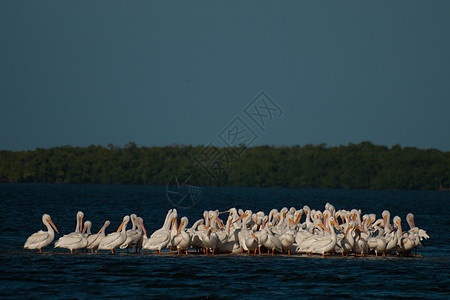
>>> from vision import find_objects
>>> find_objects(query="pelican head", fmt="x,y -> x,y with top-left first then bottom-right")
43,214 -> 59,234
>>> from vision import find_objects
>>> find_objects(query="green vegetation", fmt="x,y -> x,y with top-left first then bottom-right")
0,142 -> 449,190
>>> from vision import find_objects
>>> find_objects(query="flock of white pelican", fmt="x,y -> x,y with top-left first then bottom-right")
24,203 -> 430,257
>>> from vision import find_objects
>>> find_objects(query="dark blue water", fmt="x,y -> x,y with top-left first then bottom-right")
1,183 -> 449,298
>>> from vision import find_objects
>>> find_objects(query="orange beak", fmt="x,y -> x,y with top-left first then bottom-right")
233,213 -> 247,223
357,226 -> 367,234
47,217 -> 59,234
117,219 -> 126,232
262,218 -> 267,229
294,212 -> 302,225
397,221 -> 402,236
216,217 -> 225,229
176,221 -> 184,236
79,216 -> 83,233
318,222 -> 331,234
333,220 -> 343,232
344,225 -> 351,238
139,220 -> 147,237
250,231 -> 258,242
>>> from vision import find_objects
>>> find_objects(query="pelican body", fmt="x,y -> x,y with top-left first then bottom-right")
24,214 -> 59,253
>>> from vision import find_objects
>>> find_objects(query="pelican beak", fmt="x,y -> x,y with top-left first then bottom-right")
170,218 -> 178,233
233,213 -> 247,223
216,217 -> 225,229
219,210 -> 230,215
383,215 -> 387,228
250,231 -> 258,242
289,218 -> 294,228
397,221 -> 402,236
139,220 -> 147,237
47,217 -> 59,234
357,226 -> 367,234
262,218 -> 267,229
207,216 -> 213,227
344,225 -> 351,238
117,219 -> 126,232
207,228 -> 212,237
294,212 -> 302,225
79,216 -> 83,232
318,222 -> 331,234
176,221 -> 184,236
333,220 -> 343,232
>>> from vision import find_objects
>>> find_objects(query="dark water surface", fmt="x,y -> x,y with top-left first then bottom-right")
1,184 -> 449,298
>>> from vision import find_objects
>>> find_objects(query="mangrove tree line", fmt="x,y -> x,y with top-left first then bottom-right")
0,142 -> 449,190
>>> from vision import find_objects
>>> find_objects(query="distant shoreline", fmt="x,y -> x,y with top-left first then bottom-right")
1,142 -> 449,191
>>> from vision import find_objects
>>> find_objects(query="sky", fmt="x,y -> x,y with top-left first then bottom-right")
1,1 -> 450,151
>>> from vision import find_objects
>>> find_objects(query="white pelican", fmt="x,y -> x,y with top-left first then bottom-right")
200,211 -> 220,254
406,213 -> 429,242
236,210 -> 258,254
142,210 -> 176,253
120,215 -> 145,252
200,228 -> 219,254
83,221 -> 92,235
135,217 -> 146,252
172,217 -> 191,254
305,217 -> 339,256
353,226 -> 369,256
302,205 -> 315,232
200,217 -> 219,254
24,214 -> 59,253
54,211 -> 88,253
86,220 -> 110,253
81,221 -> 92,252
187,219 -> 205,253
278,214 -> 295,255
393,216 -> 416,255
216,218 -> 231,253
61,211 -> 84,236
217,214 -> 240,254
335,221 -> 356,256
54,211 -> 85,253
260,226 -> 282,255
382,210 -> 392,234
98,215 -> 130,254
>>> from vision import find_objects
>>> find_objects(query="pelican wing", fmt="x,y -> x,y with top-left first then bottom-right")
86,233 -> 102,248
120,230 -> 141,249
268,234 -> 283,252
98,232 -> 122,249
24,230 -> 50,248
143,233 -> 170,250
55,234 -> 85,248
